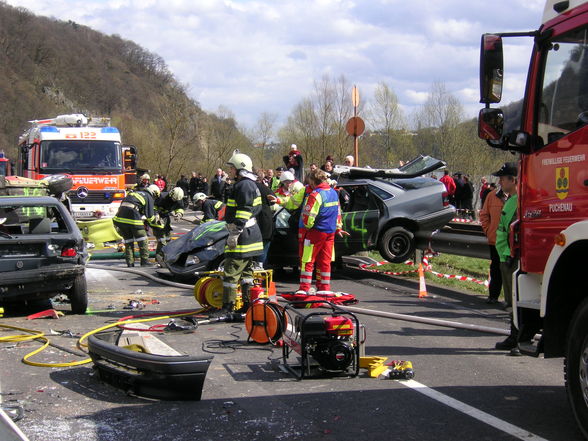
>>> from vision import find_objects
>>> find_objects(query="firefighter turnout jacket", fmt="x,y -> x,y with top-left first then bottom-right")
202,198 -> 225,222
155,192 -> 185,231
113,190 -> 157,227
299,182 -> 342,233
225,176 -> 263,257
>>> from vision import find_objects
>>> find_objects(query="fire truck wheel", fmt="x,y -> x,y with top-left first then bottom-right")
565,297 -> 588,438
378,226 -> 415,263
67,274 -> 88,314
42,174 -> 73,195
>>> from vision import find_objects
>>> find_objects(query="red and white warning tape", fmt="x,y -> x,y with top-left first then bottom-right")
359,255 -> 489,287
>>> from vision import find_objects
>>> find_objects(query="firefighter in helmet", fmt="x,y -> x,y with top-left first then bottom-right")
193,192 -> 226,222
297,169 -> 349,294
152,186 -> 185,264
134,173 -> 151,190
113,184 -> 160,267
215,149 -> 263,315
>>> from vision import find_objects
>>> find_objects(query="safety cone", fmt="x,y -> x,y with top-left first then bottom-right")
418,263 -> 427,298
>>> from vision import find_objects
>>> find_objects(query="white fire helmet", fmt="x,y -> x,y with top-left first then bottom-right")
146,184 -> 160,198
226,149 -> 253,172
193,192 -> 207,202
280,171 -> 295,182
169,187 -> 184,201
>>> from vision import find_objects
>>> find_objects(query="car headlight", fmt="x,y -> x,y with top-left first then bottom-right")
186,255 -> 200,265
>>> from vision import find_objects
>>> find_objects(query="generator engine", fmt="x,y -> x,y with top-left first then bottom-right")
282,301 -> 361,379
299,315 -> 355,371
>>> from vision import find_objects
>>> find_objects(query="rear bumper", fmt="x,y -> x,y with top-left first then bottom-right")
0,264 -> 85,300
414,206 -> 456,232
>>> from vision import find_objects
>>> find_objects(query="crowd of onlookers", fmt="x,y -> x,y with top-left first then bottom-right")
437,170 -> 498,219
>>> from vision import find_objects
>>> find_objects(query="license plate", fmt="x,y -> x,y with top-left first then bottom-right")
74,211 -> 94,218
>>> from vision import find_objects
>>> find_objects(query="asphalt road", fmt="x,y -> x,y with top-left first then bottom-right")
0,216 -> 583,441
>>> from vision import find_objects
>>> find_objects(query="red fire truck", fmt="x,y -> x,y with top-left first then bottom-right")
478,0 -> 588,435
17,114 -> 135,219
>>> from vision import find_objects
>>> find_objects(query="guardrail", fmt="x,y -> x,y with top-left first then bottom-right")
417,221 -> 490,260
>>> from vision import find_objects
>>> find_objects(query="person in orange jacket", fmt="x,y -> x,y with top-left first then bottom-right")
479,178 -> 509,304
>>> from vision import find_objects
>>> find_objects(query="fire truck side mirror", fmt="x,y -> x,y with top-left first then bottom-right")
478,107 -> 504,141
480,34 -> 504,104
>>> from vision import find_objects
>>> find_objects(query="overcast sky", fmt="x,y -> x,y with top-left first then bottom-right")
7,0 -> 545,128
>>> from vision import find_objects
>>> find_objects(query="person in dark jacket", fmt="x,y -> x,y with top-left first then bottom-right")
113,184 -> 160,267
176,174 -> 190,208
153,187 -> 185,264
188,172 -> 200,202
255,169 -> 276,268
193,192 -> 225,222
283,144 -> 304,182
214,150 -> 263,316
210,168 -> 226,201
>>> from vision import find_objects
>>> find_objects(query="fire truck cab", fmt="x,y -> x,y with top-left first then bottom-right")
17,114 -> 128,220
478,0 -> 588,436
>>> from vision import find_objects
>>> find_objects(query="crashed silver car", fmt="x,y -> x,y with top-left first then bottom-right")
162,155 -> 455,279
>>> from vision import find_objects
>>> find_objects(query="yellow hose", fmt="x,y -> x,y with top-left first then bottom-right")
0,308 -> 206,368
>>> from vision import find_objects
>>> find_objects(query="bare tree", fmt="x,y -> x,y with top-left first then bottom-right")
249,112 -> 278,170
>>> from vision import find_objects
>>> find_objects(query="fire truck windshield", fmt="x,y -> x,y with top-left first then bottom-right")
40,141 -> 123,174
538,27 -> 588,145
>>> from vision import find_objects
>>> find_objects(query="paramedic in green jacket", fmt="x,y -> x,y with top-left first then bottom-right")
215,150 -> 263,315
493,162 -> 523,353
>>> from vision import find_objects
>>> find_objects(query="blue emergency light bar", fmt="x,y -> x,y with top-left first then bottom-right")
101,127 -> 119,134
40,126 -> 60,133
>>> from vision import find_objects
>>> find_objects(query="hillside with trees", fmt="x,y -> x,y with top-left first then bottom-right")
0,2 -> 249,182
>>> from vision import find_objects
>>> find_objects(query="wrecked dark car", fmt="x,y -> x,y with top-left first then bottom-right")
162,155 -> 455,279
0,196 -> 88,313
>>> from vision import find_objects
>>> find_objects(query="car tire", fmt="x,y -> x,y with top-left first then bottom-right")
378,226 -> 415,263
68,274 -> 88,314
565,298 -> 588,438
42,174 -> 73,195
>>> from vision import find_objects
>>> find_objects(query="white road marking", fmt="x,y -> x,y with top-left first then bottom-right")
400,379 -> 549,441
179,228 -> 192,231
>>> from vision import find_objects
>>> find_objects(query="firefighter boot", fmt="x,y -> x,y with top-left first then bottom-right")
124,241 -> 135,267
208,302 -> 234,319
235,283 -> 252,314
495,322 -> 518,350
139,238 -> 154,267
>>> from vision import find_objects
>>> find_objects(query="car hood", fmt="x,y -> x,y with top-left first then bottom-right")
332,155 -> 445,179
163,221 -> 228,265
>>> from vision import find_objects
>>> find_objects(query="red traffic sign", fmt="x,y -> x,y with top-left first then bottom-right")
346,116 -> 365,137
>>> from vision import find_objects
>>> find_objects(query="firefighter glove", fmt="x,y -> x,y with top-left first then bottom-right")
227,233 -> 240,249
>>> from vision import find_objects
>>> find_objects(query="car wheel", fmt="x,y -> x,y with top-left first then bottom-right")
378,226 -> 415,263
68,274 -> 88,314
42,174 -> 73,195
565,298 -> 588,438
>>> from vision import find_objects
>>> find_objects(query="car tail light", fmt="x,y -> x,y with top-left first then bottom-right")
442,191 -> 449,207
61,247 -> 77,257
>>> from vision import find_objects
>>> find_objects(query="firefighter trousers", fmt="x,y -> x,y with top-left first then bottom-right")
114,223 -> 150,265
222,257 -> 255,305
298,228 -> 335,292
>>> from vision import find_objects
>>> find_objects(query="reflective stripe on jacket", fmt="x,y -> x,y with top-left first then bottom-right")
113,190 -> 155,227
224,176 -> 263,257
299,182 -> 341,233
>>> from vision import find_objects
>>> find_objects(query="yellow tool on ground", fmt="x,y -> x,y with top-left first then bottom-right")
359,356 -> 389,378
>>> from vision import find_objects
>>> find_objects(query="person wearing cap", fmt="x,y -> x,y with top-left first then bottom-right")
283,144 -> 304,182
479,173 -> 509,304
492,161 -> 531,354
297,169 -> 349,294
272,167 -> 285,192
216,150 -> 263,315
113,184 -> 160,267
193,192 -> 226,222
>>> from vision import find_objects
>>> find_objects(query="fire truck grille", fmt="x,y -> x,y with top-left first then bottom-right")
68,191 -> 114,204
